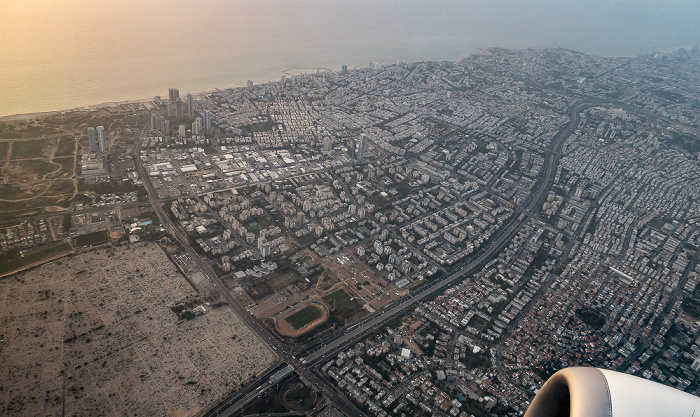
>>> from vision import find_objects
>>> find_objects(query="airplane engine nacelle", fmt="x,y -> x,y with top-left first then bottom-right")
524,367 -> 700,417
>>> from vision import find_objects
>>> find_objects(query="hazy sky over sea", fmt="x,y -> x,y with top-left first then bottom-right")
1,0 -> 699,116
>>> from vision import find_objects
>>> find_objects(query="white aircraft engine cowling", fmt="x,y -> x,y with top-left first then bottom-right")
524,367 -> 700,417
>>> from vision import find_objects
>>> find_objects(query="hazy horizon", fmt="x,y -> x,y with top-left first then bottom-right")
2,0 -> 700,117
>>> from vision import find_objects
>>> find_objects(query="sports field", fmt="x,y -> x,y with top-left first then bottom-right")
72,230 -> 109,247
284,305 -> 323,330
0,241 -> 72,275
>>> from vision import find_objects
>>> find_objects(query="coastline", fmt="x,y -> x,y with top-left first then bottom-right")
0,89 -> 220,122
3,43 -> 678,122
0,111 -> 62,122
0,48 -> 515,122
0,59 -> 457,121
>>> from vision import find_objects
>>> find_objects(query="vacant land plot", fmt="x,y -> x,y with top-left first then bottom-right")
0,142 -> 9,160
269,271 -> 302,291
51,156 -> 75,178
55,136 -> 76,157
72,230 -> 109,247
333,297 -> 367,324
46,178 -> 75,195
323,289 -> 352,309
0,242 -> 276,417
17,159 -> 60,179
0,183 -> 32,200
322,286 -> 366,324
247,280 -> 274,300
320,254 -> 398,311
10,139 -> 53,159
0,109 -> 148,216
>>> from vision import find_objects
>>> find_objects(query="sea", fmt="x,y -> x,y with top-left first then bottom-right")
1,0 -> 699,118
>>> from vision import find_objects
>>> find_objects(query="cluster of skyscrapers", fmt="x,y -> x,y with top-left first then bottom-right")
150,89 -> 210,137
168,88 -> 179,102
151,114 -> 171,135
87,126 -> 106,153
166,89 -> 194,119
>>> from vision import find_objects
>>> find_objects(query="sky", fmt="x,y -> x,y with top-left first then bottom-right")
1,0 -> 699,115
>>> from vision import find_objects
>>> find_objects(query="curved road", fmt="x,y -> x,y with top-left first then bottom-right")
301,101 -> 588,365
205,102 -> 588,416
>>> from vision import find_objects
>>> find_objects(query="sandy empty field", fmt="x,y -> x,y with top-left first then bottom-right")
0,242 -> 275,417
320,255 -> 398,311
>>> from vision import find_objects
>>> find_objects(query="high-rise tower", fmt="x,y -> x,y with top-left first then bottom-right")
175,97 -> 184,119
357,133 -> 367,163
192,117 -> 202,136
162,119 -> 170,136
203,110 -> 211,131
186,93 -> 194,118
347,136 -> 356,160
87,127 -> 97,153
97,126 -> 106,153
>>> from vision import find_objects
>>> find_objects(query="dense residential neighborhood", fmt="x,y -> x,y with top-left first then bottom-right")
2,47 -> 700,416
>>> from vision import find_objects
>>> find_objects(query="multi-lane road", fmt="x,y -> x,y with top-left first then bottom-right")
140,102 -> 587,416
300,101 -> 588,365
136,130 -> 367,417
213,102 -> 588,415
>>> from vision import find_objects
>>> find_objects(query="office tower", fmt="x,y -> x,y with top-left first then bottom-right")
87,127 -> 97,153
186,93 -> 194,118
341,65 -> 348,74
168,88 -> 179,102
178,125 -> 186,138
167,101 -> 175,117
150,114 -> 158,131
162,119 -> 170,136
357,133 -> 366,163
97,126 -> 106,153
347,136 -> 356,159
153,96 -> 162,106
280,75 -> 286,86
203,110 -> 211,131
175,97 -> 184,119
247,80 -> 254,91
192,117 -> 202,136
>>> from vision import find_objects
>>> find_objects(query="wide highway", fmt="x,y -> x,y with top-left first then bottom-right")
300,102 -> 589,365
135,126 -> 367,417
207,101 -> 588,415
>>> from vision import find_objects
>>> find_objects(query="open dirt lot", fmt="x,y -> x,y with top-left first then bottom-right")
318,254 -> 399,311
0,242 -> 275,417
0,109 -> 149,217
